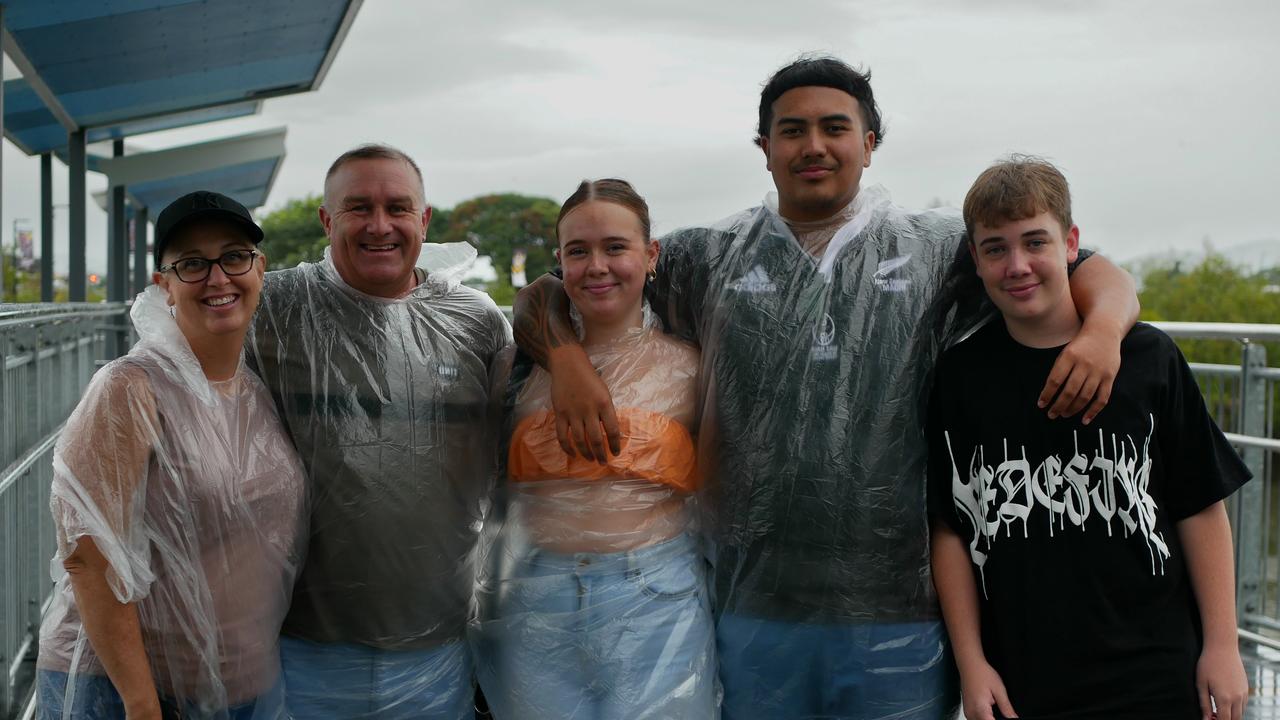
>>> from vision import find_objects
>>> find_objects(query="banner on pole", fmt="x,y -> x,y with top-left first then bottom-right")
15,225 -> 34,271
511,247 -> 528,288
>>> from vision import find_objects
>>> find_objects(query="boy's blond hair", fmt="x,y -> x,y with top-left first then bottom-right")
963,155 -> 1073,240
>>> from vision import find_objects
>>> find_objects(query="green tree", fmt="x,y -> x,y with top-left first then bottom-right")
485,281 -> 518,307
428,206 -> 452,242
1,255 -> 50,303
432,193 -> 560,286
1137,254 -> 1280,365
258,195 -> 327,270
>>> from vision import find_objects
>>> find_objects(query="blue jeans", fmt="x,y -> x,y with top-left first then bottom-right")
717,615 -> 958,720
278,635 -> 473,719
478,532 -> 717,719
37,669 -> 283,719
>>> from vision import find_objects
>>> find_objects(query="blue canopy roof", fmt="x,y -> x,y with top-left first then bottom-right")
4,79 -> 261,155
97,127 -> 286,211
94,155 -> 280,219
2,0 -> 359,154
131,156 -> 281,212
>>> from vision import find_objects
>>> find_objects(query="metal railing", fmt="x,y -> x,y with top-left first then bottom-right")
1151,323 -> 1280,706
0,303 -> 130,717
1152,323 -> 1280,632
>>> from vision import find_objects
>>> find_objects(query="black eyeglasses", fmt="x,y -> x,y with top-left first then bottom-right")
158,250 -> 260,283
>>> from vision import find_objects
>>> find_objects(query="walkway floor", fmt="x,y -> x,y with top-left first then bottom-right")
1248,645 -> 1280,718
950,647 -> 1280,719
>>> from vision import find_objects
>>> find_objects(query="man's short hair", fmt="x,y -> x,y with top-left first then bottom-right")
963,155 -> 1074,240
755,56 -> 885,149
323,143 -> 426,205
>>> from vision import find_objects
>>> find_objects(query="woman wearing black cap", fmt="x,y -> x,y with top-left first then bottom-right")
35,191 -> 306,720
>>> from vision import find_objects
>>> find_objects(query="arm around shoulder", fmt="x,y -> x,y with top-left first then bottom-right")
1070,253 -> 1139,340
1042,254 -> 1140,423
513,273 -> 578,369
512,273 -> 621,461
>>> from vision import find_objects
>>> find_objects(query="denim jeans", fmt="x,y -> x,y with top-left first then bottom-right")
37,669 -> 284,720
279,636 -> 473,719
478,532 -> 717,719
718,615 -> 958,720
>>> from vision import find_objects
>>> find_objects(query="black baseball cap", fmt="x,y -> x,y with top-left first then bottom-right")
154,191 -> 265,268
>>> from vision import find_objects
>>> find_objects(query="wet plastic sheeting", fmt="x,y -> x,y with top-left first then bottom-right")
37,285 -> 307,718
246,251 -> 510,704
474,308 -> 718,719
650,186 -> 973,716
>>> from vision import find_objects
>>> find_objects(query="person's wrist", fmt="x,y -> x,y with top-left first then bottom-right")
1201,633 -> 1241,655
548,344 -> 591,373
952,644 -> 989,673
122,692 -> 161,719
1080,311 -> 1126,344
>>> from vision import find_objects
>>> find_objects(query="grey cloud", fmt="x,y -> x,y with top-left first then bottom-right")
484,0 -> 863,42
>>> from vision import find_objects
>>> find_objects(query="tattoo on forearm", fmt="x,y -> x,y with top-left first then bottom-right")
513,278 -> 578,368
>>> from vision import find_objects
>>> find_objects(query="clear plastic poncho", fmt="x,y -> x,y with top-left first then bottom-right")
473,304 -> 717,719
648,186 -> 977,717
37,284 -> 307,718
245,251 -> 511,702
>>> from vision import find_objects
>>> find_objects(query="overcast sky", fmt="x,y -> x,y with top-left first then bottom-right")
4,0 -> 1277,275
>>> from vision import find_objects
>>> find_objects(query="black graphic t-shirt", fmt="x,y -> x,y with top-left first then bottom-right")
927,321 -> 1250,719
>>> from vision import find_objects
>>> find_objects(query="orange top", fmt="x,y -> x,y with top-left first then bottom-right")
509,408 -> 699,493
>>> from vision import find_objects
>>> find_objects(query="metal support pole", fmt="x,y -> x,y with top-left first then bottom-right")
68,131 -> 87,302
107,141 -> 127,358
1236,342 -> 1267,620
108,140 -> 126,302
133,206 -> 149,295
41,154 -> 54,302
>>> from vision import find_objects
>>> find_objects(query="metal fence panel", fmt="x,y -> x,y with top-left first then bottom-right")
0,304 -> 127,717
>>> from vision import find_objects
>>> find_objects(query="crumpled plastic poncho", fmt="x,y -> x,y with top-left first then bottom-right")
648,185 -> 981,716
37,284 -> 307,718
246,251 -> 510,680
473,303 -> 717,718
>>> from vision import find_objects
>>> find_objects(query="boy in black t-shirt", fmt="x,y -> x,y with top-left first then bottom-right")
927,157 -> 1252,720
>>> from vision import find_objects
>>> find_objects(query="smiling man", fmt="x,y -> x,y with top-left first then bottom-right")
764,84 -> 873,225
246,144 -> 511,719
515,57 -> 1141,719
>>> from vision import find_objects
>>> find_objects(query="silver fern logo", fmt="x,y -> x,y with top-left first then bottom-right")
873,254 -> 912,292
